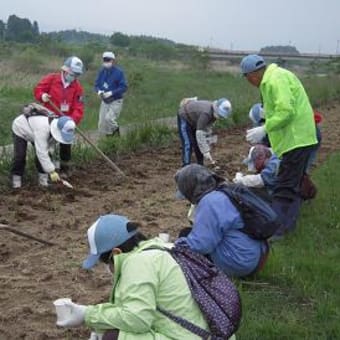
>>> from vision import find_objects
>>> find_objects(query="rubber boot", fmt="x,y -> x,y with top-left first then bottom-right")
38,173 -> 49,187
12,175 -> 22,189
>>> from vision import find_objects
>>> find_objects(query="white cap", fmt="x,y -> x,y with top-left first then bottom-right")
102,51 -> 115,59
61,56 -> 83,75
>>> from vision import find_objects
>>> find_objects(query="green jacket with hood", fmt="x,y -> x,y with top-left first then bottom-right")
261,64 -> 317,158
84,238 -> 209,340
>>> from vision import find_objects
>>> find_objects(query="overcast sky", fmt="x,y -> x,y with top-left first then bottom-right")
1,0 -> 340,54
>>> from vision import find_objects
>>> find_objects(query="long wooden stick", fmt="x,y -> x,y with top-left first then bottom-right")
0,223 -> 56,246
48,100 -> 126,177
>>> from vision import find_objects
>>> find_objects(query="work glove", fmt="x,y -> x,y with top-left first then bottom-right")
102,91 -> 113,99
89,331 -> 103,340
233,172 -> 244,184
203,151 -> 214,164
50,171 -> 61,183
56,300 -> 87,327
246,126 -> 266,144
41,93 -> 51,103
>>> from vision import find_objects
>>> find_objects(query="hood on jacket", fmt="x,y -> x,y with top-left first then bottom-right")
175,164 -> 225,204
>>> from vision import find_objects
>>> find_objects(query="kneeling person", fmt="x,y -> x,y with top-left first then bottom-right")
175,164 -> 269,278
55,214 -> 211,339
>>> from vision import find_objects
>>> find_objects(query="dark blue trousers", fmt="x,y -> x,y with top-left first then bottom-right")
272,144 -> 315,236
177,115 -> 203,166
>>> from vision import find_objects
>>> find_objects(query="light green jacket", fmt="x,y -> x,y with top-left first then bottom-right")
260,64 -> 317,157
84,239 -> 209,340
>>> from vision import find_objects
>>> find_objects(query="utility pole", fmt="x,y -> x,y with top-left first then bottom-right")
336,40 -> 340,55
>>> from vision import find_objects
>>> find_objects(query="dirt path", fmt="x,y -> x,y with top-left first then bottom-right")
0,103 -> 340,339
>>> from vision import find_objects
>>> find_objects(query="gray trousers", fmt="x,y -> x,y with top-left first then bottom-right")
98,99 -> 123,135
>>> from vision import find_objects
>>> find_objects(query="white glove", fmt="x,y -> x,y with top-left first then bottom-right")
41,93 -> 51,103
246,126 -> 266,144
203,152 -> 214,164
89,332 -> 103,340
56,301 -> 87,327
102,91 -> 113,99
233,172 -> 244,184
234,173 -> 264,187
97,90 -> 104,97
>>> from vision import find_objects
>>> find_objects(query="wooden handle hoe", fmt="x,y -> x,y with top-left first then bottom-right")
48,100 -> 126,177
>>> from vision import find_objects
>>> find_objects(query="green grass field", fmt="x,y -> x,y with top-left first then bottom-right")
237,153 -> 340,339
1,44 -> 340,338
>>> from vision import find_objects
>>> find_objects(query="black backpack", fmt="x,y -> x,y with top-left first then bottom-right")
146,245 -> 241,339
217,183 -> 281,240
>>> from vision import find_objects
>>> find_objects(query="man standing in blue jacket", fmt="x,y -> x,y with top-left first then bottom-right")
95,51 -> 128,136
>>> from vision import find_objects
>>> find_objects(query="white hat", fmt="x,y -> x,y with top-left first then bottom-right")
102,51 -> 115,59
61,56 -> 83,75
50,117 -> 76,144
213,98 -> 232,119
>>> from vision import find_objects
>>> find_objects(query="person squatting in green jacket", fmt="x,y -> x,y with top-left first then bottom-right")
240,55 -> 318,237
55,214 -> 236,340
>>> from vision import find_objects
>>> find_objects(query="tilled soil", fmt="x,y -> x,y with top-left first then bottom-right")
1,103 -> 340,339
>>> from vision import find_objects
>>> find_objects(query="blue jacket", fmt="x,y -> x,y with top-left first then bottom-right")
94,66 -> 128,100
176,191 -> 266,277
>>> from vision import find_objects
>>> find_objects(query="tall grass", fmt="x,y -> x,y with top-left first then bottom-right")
2,48 -> 340,146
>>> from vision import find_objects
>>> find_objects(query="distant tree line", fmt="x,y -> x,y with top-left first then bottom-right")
0,15 -> 39,42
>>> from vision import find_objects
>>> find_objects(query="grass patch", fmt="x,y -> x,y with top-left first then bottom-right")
236,153 -> 340,339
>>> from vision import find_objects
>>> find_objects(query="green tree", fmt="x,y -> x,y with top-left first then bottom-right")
6,14 -> 39,43
0,20 -> 5,40
110,32 -> 130,47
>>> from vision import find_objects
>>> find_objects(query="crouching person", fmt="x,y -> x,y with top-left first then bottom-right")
233,144 -> 280,202
175,164 -> 269,278
55,214 -> 213,339
11,104 -> 75,188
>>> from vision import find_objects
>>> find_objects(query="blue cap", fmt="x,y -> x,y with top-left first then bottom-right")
82,214 -> 137,269
240,54 -> 266,75
249,103 -> 264,125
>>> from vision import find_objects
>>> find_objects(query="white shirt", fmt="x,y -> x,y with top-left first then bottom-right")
12,115 -> 55,173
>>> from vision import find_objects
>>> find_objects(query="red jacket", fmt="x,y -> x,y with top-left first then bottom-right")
34,73 -> 84,125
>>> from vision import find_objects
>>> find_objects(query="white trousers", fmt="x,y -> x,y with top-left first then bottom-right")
98,99 -> 123,135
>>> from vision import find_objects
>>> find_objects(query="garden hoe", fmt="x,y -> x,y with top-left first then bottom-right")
47,99 -> 126,177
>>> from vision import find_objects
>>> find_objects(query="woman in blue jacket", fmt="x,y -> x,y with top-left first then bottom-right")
175,164 -> 269,278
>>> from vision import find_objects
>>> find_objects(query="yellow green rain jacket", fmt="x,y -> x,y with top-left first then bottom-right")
261,64 -> 317,158
84,238 -> 209,339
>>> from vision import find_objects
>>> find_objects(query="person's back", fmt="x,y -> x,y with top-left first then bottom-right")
178,100 -> 215,129
177,190 -> 266,277
89,238 -> 209,339
55,214 -> 212,340
175,164 -> 268,277
261,63 -> 317,157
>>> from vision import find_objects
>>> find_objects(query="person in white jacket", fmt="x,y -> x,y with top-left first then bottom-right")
11,104 -> 76,188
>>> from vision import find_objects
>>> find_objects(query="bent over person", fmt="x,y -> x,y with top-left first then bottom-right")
11,105 -> 76,188
175,164 -> 269,278
177,97 -> 232,167
34,56 -> 84,176
54,214 -> 224,340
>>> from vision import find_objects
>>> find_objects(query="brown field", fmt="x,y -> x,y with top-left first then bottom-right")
0,103 -> 340,339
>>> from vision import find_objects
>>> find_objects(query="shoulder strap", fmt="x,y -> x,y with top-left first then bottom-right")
143,247 -> 213,339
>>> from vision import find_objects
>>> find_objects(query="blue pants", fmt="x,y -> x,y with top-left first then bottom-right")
177,115 -> 203,166
272,144 -> 315,235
